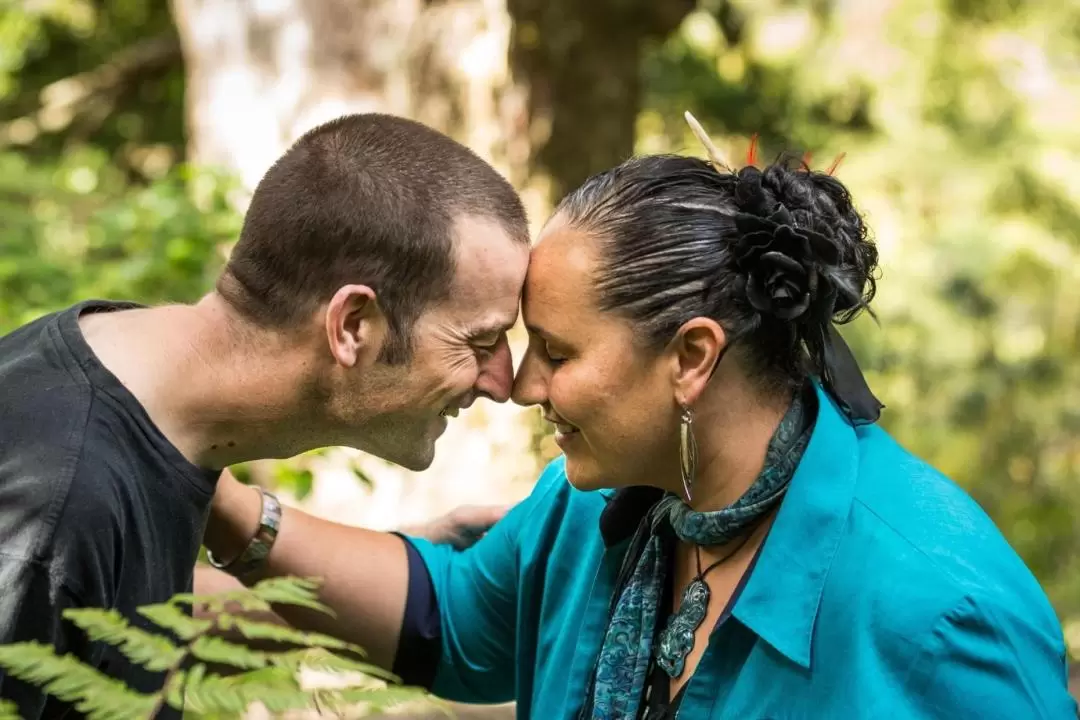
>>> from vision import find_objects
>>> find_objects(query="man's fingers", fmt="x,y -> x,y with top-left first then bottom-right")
396,504 -> 512,548
453,504 -> 510,532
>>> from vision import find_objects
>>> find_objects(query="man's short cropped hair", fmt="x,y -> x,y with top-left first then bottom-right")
216,113 -> 529,363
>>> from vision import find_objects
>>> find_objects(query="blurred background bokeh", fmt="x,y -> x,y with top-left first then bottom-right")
2,0 -> 1078,702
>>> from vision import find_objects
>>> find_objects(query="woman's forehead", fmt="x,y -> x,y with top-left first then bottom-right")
525,226 -> 596,304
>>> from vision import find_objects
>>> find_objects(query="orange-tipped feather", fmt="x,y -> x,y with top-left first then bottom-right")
746,133 -> 759,166
825,152 -> 847,176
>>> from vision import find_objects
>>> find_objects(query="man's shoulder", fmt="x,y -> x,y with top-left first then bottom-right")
0,303 -> 137,564
0,317 -> 96,565
0,299 -> 150,459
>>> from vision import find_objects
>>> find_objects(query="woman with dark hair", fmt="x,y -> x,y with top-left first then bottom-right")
402,117 -> 1075,718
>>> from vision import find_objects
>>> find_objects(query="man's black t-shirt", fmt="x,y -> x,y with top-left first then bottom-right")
0,300 -> 219,718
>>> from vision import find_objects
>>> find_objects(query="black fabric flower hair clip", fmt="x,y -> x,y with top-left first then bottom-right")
733,200 -> 835,321
683,111 -> 884,426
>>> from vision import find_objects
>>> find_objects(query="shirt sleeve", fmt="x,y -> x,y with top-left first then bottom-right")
399,509 -> 522,704
909,594 -> 1077,719
389,535 -> 443,688
0,557 -> 98,719
397,460 -> 567,704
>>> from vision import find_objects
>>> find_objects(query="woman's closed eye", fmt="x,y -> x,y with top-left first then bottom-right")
544,344 -> 567,366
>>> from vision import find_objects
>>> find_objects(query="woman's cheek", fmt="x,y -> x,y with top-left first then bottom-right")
545,369 -> 570,417
549,367 -> 588,426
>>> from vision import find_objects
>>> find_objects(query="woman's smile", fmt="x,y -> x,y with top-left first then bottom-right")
545,414 -> 580,447
553,426 -> 579,448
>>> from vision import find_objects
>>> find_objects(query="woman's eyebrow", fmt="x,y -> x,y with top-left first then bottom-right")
525,321 -> 570,346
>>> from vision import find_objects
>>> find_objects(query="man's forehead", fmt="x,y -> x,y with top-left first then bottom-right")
466,312 -> 518,338
448,218 -> 528,299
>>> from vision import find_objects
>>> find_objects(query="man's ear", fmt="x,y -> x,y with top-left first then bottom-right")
324,285 -> 387,367
669,317 -> 727,407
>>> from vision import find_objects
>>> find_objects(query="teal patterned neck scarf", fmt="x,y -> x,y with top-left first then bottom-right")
582,389 -> 814,720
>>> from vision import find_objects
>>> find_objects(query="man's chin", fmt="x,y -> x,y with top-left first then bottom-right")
344,419 -> 443,471
395,449 -> 436,472
381,436 -> 438,472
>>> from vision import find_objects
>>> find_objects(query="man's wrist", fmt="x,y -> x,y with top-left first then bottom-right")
207,485 -> 281,578
204,474 -> 264,566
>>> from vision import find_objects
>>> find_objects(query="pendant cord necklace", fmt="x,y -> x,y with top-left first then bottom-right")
692,532 -> 752,585
655,517 -> 770,680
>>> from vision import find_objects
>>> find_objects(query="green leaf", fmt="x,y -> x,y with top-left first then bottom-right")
164,661 -> 202,711
137,603 -> 212,641
172,576 -> 328,617
189,636 -> 267,670
170,590 -> 271,615
312,685 -> 436,715
62,608 -> 184,672
217,665 -> 301,689
224,615 -> 366,656
273,464 -> 314,500
0,642 -> 157,720
0,698 -> 22,720
270,647 -> 397,683
166,664 -> 313,715
250,576 -> 334,615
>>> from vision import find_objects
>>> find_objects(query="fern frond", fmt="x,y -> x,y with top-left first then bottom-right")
312,685 -> 437,715
163,661 -> 201,712
166,663 -> 313,715
137,603 -> 212,640
216,665 -> 301,688
62,608 -> 183,672
249,576 -> 334,615
271,647 -> 398,683
219,614 -> 366,657
166,664 -> 249,715
173,576 -> 329,617
0,642 -> 156,720
189,636 -> 267,670
170,590 -> 271,615
0,698 -> 21,720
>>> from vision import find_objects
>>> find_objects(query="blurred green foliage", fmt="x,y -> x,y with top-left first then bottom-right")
0,150 -> 239,329
1,0 -> 1078,656
0,0 -> 234,330
640,0 -> 1080,639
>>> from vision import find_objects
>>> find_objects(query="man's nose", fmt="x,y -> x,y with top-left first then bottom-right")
474,337 -> 514,404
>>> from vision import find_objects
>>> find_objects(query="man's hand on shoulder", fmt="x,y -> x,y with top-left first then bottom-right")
399,504 -> 509,550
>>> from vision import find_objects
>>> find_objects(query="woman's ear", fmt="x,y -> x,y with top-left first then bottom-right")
324,284 -> 388,368
669,318 -> 726,406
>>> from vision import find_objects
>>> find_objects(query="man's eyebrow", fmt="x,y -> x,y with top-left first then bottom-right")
467,319 -> 515,340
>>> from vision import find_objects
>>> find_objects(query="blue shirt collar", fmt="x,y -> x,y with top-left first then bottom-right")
597,384 -> 859,668
730,383 -> 859,668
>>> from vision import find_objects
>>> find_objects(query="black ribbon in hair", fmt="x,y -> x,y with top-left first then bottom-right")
730,167 -> 883,425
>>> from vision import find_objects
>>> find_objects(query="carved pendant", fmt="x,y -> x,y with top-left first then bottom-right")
655,578 -> 710,678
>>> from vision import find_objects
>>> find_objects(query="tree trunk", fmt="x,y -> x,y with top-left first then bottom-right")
508,0 -> 696,199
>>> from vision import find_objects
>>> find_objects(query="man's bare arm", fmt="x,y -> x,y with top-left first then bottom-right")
202,470 -> 409,671
201,471 -> 511,670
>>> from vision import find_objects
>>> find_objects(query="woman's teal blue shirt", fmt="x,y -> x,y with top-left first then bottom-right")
405,385 -> 1075,719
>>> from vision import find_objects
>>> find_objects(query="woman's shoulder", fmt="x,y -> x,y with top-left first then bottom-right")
834,424 -> 1058,632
